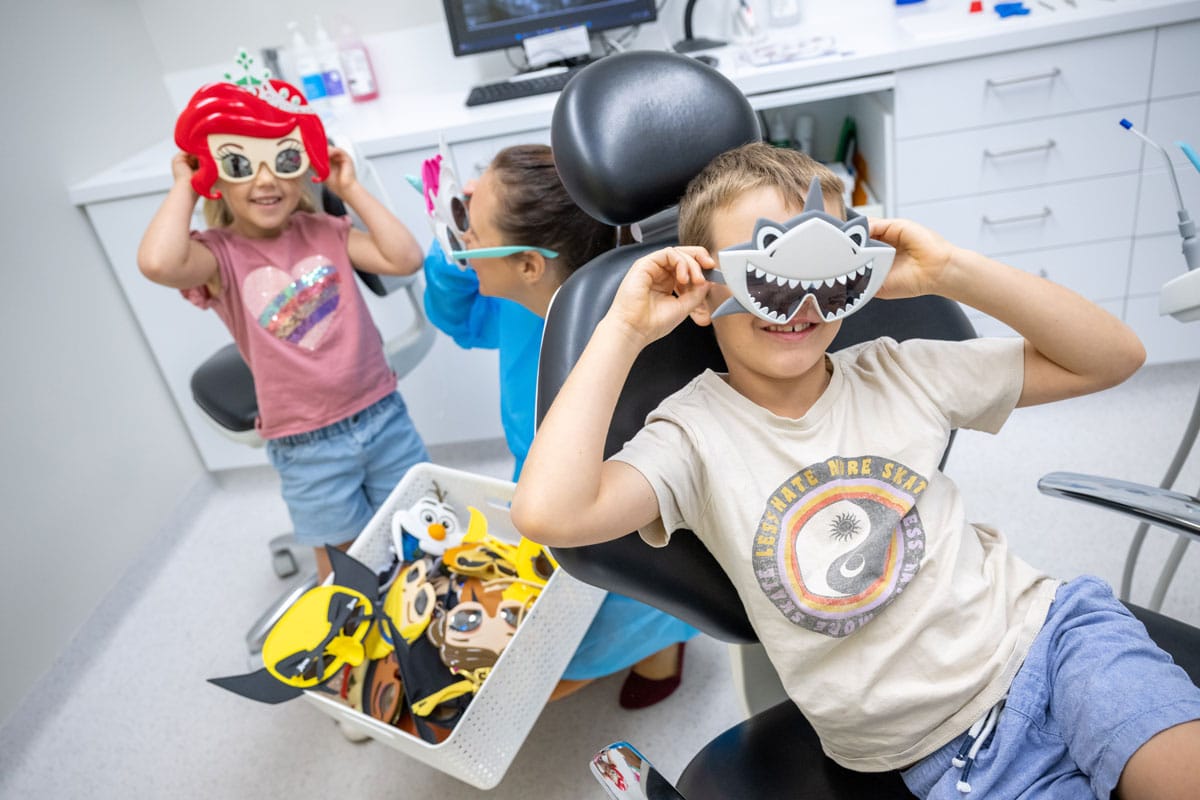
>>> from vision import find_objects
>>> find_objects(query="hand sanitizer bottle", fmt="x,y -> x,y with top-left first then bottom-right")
287,22 -> 326,105
337,19 -> 379,102
312,16 -> 350,106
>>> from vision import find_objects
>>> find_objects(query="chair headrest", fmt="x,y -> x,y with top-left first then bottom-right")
551,51 -> 761,226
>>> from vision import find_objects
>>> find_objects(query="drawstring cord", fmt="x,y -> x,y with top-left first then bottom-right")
950,697 -> 1005,794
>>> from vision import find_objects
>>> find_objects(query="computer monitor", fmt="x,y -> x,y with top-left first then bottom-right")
442,0 -> 658,58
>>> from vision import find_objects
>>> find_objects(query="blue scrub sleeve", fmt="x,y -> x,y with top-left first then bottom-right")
422,241 -> 501,350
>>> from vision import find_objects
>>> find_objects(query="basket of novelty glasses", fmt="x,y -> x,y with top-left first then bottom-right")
209,462 -> 607,789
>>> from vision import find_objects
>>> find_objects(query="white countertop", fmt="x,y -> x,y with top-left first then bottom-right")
69,0 -> 1200,206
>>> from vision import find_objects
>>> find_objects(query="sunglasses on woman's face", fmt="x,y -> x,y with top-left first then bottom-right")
440,193 -> 559,263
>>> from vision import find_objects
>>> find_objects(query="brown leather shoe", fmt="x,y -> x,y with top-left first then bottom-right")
618,642 -> 685,709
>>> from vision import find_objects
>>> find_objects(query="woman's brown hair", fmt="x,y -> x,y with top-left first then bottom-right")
489,144 -> 616,273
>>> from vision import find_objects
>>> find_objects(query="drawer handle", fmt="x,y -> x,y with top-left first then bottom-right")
982,207 -> 1052,226
983,139 -> 1057,159
985,67 -> 1061,88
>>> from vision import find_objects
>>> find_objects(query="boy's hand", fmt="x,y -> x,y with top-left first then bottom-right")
869,217 -> 956,299
606,246 -> 714,345
325,147 -> 359,197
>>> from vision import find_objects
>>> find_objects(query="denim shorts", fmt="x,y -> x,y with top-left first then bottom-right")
902,576 -> 1200,799
266,392 -> 429,547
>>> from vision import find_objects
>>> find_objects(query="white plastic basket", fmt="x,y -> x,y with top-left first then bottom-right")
304,462 -> 606,789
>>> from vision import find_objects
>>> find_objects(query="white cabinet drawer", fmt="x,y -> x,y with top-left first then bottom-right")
1124,295 -> 1200,365
898,173 -> 1139,256
449,128 -> 552,181
1151,20 -> 1200,100
1134,162 -> 1200,237
1130,233 -> 1195,297
895,30 -> 1154,139
1145,93 -> 1200,170
895,107 -> 1143,204
1001,239 -> 1131,303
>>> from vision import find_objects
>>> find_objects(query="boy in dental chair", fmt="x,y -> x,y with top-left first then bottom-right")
513,143 -> 1200,799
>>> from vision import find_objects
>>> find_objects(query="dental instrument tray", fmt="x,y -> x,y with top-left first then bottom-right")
305,463 -> 606,789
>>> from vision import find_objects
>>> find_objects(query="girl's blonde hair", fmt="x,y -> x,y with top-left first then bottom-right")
679,142 -> 846,252
203,185 -> 318,228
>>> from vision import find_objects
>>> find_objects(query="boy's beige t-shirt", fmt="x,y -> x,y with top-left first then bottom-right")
612,336 -> 1059,772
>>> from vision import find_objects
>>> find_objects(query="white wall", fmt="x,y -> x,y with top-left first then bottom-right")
0,1 -> 204,722
137,0 -> 446,73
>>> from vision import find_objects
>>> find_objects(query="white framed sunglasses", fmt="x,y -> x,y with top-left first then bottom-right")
418,146 -> 558,267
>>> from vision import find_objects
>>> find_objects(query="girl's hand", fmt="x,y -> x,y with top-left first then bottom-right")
606,246 -> 714,345
171,152 -> 199,189
325,146 -> 359,197
869,217 -> 956,299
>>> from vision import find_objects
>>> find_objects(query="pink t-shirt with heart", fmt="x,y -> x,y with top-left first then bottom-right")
185,212 -> 395,440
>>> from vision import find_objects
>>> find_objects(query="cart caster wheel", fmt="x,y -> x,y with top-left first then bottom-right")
272,549 -> 298,578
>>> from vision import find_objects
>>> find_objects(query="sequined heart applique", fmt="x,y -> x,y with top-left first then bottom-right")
242,255 -> 341,350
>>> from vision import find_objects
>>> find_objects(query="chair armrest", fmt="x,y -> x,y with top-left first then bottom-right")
1037,472 -> 1200,544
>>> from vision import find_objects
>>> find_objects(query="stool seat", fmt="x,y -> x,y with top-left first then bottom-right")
190,342 -> 258,434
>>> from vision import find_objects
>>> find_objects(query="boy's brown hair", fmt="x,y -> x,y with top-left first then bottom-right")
678,142 -> 846,252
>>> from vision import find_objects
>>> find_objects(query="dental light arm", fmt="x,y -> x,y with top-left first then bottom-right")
1120,119 -> 1200,322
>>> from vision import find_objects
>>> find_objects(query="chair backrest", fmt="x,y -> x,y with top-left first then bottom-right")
538,52 -> 977,644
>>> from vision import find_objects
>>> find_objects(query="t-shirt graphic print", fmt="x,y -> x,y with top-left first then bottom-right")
752,455 -> 928,638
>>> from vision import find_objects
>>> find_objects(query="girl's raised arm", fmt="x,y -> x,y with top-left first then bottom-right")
138,153 -> 218,290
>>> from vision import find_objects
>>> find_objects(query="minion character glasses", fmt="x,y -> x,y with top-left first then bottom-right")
710,179 -> 895,324
420,145 -> 558,266
209,547 -> 394,704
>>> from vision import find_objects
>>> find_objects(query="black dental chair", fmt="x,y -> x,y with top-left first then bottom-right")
536,51 -> 1200,800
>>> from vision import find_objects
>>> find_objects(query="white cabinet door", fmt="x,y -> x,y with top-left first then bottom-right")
1144,93 -> 1200,171
369,149 -> 506,450
1001,239 -> 1132,304
1151,20 -> 1200,100
1134,163 -> 1200,238
1125,294 -> 1200,364
449,128 -> 552,181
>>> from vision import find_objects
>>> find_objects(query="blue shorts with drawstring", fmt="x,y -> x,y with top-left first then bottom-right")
266,392 -> 429,547
902,576 -> 1200,799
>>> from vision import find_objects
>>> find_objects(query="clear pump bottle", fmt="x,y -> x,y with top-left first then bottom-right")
336,19 -> 379,102
312,16 -> 350,106
287,22 -> 326,105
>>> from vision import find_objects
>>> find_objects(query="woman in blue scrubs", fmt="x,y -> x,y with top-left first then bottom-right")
423,144 -> 697,708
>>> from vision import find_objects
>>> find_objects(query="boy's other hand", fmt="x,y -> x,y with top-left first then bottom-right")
870,217 -> 956,299
607,246 -> 714,346
325,146 -> 359,197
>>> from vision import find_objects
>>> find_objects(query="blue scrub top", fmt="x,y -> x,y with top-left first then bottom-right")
422,242 -> 698,680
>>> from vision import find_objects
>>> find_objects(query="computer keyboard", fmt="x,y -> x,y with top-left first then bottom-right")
465,67 -> 584,107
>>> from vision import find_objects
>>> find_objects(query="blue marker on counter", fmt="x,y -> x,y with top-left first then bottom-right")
995,2 -> 1031,17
